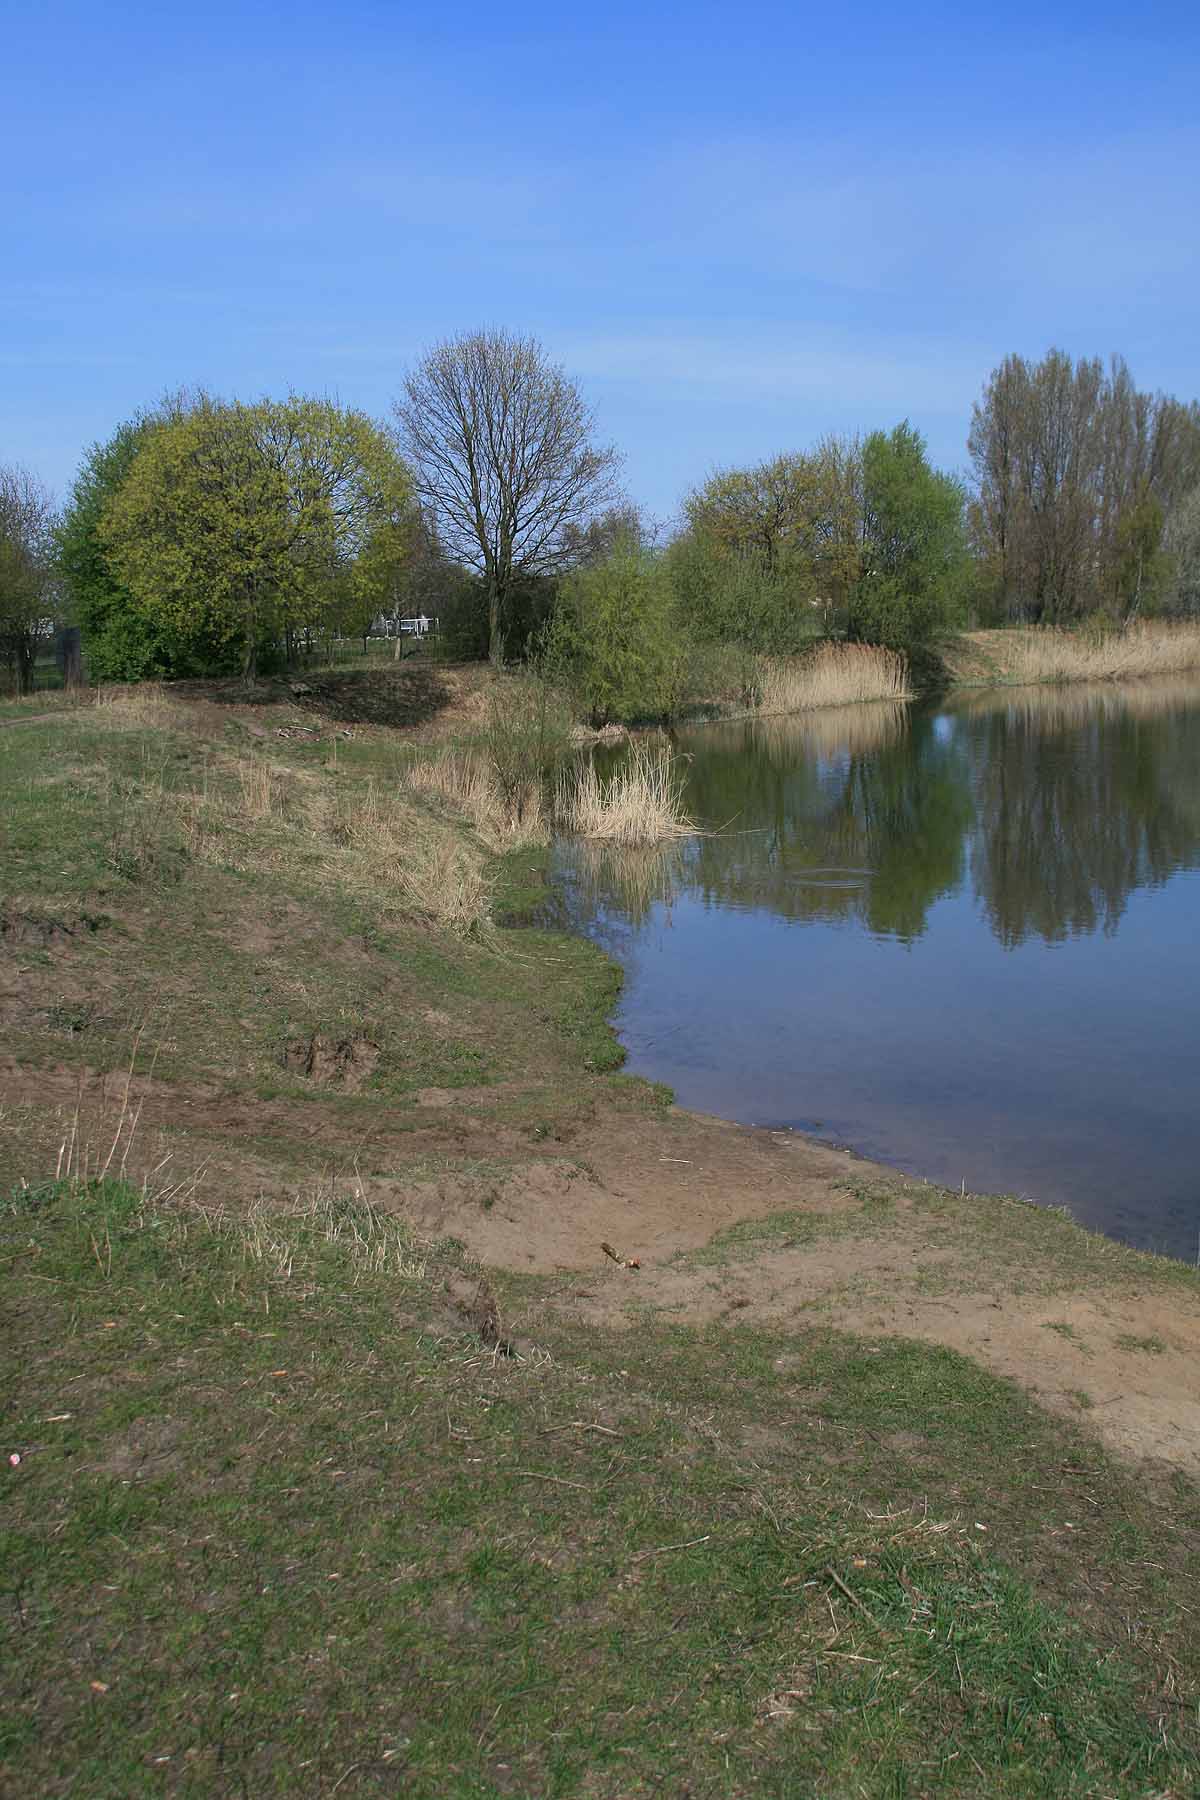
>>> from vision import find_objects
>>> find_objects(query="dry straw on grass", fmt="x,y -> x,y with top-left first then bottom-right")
234,1187 -> 428,1284
946,622 -> 1200,688
557,740 -> 694,845
755,643 -> 912,716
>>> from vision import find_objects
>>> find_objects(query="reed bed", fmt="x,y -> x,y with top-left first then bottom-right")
755,643 -> 911,715
946,622 -> 1200,688
557,740 -> 695,845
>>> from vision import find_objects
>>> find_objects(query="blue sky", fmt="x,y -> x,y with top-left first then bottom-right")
4,1 -> 1199,524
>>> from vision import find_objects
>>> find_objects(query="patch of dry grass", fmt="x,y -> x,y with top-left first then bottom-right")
332,780 -> 491,935
945,622 -> 1200,688
403,748 -> 546,850
92,682 -> 181,728
557,739 -> 694,845
755,643 -> 911,715
86,689 -> 495,936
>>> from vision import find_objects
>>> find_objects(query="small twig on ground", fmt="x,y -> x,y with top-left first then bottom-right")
514,1470 -> 590,1490
824,1564 -> 882,1626
631,1534 -> 712,1564
540,1421 -> 619,1436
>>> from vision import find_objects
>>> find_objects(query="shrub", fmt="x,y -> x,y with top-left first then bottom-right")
483,672 -> 576,813
548,543 -> 686,726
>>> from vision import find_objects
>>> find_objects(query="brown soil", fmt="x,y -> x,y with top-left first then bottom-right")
280,1031 -> 381,1090
386,1113 -> 1200,1474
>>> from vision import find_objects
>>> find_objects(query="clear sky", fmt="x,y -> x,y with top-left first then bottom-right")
4,1 -> 1199,524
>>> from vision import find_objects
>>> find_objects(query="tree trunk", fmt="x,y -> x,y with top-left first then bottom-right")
488,578 -> 506,665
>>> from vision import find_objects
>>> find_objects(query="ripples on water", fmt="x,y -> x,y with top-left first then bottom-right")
555,680 -> 1200,1259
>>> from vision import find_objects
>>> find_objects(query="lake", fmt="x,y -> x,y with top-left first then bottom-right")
555,679 -> 1200,1260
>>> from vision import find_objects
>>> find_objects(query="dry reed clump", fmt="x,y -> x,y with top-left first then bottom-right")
236,757 -> 291,820
946,622 -> 1200,688
92,683 -> 181,728
755,643 -> 912,716
331,781 -> 490,935
403,750 -> 546,850
557,740 -> 695,845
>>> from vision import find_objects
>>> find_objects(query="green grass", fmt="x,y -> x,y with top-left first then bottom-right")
4,1174 -> 1199,1798
1113,1334 -> 1167,1356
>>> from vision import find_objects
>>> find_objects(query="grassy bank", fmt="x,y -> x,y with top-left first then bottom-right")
4,672 -> 1200,1796
945,622 -> 1200,689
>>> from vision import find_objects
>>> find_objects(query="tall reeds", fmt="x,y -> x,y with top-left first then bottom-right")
556,740 -> 694,845
755,643 -> 911,716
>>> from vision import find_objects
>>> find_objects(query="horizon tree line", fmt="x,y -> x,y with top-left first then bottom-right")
3,334 -> 1200,695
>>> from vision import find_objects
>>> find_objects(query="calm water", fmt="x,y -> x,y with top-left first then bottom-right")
555,680 -> 1200,1259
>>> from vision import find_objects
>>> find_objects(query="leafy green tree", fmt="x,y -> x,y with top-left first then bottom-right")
849,422 -> 969,661
548,540 -> 684,725
675,441 -> 862,653
57,411 -> 226,682
99,396 -> 411,679
0,463 -> 56,693
1113,483 -> 1169,619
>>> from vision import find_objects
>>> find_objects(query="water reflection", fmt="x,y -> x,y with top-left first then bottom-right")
555,677 -> 1200,1256
563,680 -> 1200,952
959,684 -> 1200,947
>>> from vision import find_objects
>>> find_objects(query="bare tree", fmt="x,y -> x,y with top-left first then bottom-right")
0,464 -> 56,694
394,329 -> 620,662
968,350 -> 1200,622
1164,485 -> 1200,616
